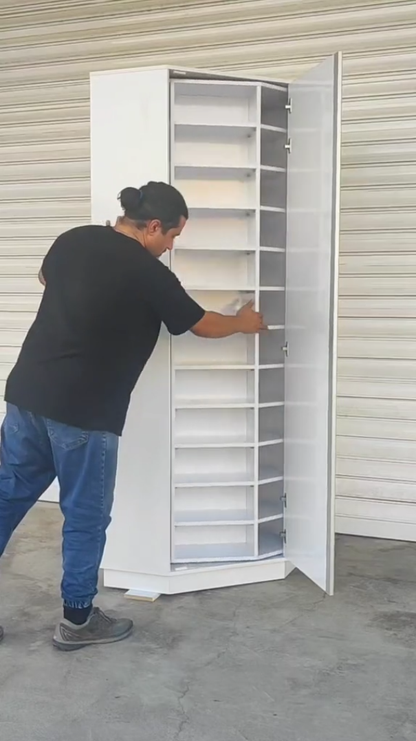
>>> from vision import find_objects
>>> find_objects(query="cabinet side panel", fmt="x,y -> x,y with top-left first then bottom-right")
91,68 -> 170,223
285,55 -> 341,593
91,69 -> 172,576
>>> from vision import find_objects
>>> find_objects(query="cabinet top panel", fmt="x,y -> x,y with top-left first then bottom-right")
90,64 -> 288,91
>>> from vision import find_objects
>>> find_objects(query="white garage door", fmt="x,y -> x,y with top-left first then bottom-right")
0,0 -> 416,533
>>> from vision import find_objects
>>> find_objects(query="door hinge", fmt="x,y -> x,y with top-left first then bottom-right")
280,529 -> 287,544
282,341 -> 289,357
284,138 -> 292,154
285,98 -> 292,113
280,492 -> 287,508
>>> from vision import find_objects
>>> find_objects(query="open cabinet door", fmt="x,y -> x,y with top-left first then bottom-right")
284,54 -> 341,594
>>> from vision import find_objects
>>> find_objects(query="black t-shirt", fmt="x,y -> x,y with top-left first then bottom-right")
5,225 -> 204,435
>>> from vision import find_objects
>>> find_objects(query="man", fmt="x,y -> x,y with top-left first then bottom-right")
0,181 -> 266,651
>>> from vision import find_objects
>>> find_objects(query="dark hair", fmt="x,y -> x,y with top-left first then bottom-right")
118,181 -> 188,233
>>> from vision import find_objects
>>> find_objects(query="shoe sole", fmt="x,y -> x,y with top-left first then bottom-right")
52,625 -> 133,652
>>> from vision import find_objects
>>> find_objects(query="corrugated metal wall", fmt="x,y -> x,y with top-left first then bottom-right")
1,0 -> 416,537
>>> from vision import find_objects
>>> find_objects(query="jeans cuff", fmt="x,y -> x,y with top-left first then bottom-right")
63,599 -> 93,610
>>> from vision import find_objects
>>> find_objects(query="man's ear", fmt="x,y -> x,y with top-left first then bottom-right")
148,219 -> 162,234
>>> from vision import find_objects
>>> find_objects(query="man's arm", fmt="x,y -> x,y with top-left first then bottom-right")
191,301 -> 267,338
144,264 -> 267,338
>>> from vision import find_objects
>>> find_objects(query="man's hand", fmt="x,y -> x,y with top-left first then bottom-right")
191,301 -> 268,339
236,300 -> 268,334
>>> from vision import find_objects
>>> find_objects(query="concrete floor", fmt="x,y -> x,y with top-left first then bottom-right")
1,505 -> 416,741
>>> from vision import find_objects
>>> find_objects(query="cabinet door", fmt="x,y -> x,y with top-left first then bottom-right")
284,54 -> 341,594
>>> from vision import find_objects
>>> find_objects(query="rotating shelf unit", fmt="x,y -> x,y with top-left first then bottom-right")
90,55 -> 341,597
170,78 -> 288,565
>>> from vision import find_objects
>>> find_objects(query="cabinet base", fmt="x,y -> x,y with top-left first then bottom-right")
103,557 -> 292,595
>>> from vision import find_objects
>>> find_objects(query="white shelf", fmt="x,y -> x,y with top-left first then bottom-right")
172,534 -> 284,563
175,400 -> 254,409
175,399 -> 284,410
175,471 -> 255,487
175,244 -> 285,253
258,287 -> 285,292
260,246 -> 285,253
174,468 -> 282,488
174,121 -> 287,139
258,502 -> 284,524
261,164 -> 285,173
174,363 -> 283,371
174,122 -> 256,135
185,285 -> 284,292
259,468 -> 283,484
175,165 -> 256,178
174,505 -> 284,527
174,78 -> 286,93
173,334 -> 255,365
186,206 -> 285,215
174,436 -> 283,449
259,437 -> 284,447
259,531 -> 284,558
175,363 -> 255,370
175,164 -> 284,176
188,203 -> 286,216
175,509 -> 255,526
188,206 -> 256,214
184,285 -> 256,292
261,124 -> 286,133
175,435 -> 254,448
174,79 -> 258,94
173,542 -> 255,563
176,244 -> 251,252
258,401 -> 284,409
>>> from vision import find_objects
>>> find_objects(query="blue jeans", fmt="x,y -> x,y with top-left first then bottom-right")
0,404 -> 118,609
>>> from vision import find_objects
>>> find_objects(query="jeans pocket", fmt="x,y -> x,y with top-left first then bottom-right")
47,419 -> 90,451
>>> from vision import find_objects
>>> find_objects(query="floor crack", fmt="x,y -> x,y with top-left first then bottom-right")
173,681 -> 191,741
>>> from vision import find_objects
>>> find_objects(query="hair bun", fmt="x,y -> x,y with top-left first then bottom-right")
118,187 -> 143,214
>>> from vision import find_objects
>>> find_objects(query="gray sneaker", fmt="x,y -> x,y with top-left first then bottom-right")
53,607 -> 133,651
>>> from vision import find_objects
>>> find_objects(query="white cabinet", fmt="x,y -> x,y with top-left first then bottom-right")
90,56 -> 341,596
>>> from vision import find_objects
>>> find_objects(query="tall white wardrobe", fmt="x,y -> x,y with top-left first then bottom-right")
90,54 -> 341,597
